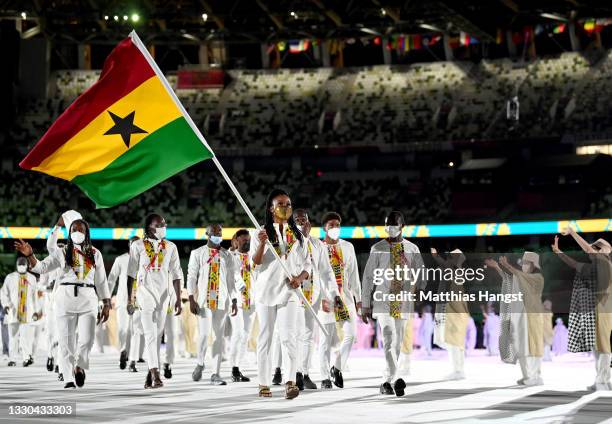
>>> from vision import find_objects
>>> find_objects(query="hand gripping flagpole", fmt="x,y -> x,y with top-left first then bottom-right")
129,31 -> 328,337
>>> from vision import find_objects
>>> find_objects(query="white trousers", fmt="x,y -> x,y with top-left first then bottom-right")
44,302 -> 58,360
45,313 -> 58,360
138,305 -> 167,371
56,312 -> 96,385
115,306 -> 132,353
32,324 -> 42,356
256,301 -> 298,387
319,314 -> 357,379
595,351 -> 612,384
94,324 -> 106,353
518,356 -> 542,381
272,324 -> 282,369
229,308 -> 254,368
447,345 -> 465,374
196,308 -> 227,375
163,312 -> 179,365
296,304 -> 319,375
8,323 -> 35,362
377,315 -> 406,383
129,310 -> 144,362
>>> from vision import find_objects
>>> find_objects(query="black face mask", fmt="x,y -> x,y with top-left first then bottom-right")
241,242 -> 251,253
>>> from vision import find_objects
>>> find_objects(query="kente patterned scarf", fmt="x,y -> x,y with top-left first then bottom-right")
207,249 -> 220,310
274,226 -> 296,258
389,241 -> 405,319
17,274 -> 28,323
327,243 -> 350,322
71,247 -> 94,280
301,242 -> 314,306
144,239 -> 166,271
239,252 -> 252,310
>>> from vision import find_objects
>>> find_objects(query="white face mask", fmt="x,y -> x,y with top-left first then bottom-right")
327,227 -> 341,240
17,264 -> 27,274
209,235 -> 223,245
154,227 -> 166,240
297,224 -> 304,233
70,231 -> 85,245
385,225 -> 401,238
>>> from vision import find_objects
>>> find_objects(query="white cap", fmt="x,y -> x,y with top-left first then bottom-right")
62,210 -> 83,232
450,248 -> 466,266
591,238 -> 612,254
522,251 -> 540,270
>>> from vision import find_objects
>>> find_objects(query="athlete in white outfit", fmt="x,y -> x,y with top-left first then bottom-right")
252,189 -> 311,400
229,229 -> 255,382
1,257 -> 41,367
15,219 -> 111,389
107,236 -> 139,369
188,223 -> 237,385
318,211 -> 362,389
127,213 -> 183,389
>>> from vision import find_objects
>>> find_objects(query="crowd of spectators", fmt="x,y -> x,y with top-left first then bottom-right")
5,49 -> 612,157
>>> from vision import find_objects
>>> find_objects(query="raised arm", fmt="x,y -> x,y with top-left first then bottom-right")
564,227 -> 596,254
498,256 -> 521,276
15,239 -> 61,275
551,235 -> 578,270
484,258 -> 505,279
431,248 -> 453,268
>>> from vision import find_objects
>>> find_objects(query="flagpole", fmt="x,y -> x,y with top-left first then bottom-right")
129,31 -> 328,336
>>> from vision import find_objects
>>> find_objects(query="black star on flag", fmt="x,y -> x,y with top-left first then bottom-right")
103,110 -> 147,147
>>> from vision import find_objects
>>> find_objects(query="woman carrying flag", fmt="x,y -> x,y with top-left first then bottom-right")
14,220 -> 111,389
251,189 -> 311,399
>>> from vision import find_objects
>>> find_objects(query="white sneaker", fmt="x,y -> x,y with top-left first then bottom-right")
523,377 -> 543,386
445,372 -> 465,381
516,378 -> 525,385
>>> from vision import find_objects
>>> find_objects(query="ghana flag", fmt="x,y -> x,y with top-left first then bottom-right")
19,31 -> 214,208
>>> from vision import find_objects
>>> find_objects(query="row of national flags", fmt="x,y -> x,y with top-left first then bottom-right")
267,18 -> 612,57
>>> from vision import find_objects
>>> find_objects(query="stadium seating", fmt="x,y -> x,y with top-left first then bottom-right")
10,49 -> 612,154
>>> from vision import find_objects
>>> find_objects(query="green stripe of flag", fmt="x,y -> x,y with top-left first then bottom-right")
73,117 -> 213,208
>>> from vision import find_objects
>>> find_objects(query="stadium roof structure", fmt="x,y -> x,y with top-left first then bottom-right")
2,0 -> 612,45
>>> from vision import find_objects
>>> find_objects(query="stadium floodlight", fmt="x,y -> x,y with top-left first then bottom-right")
360,27 -> 381,36
290,11 -> 298,19
123,15 -> 128,21
420,23 -> 442,32
449,161 -> 455,167
381,8 -> 386,16
104,15 -> 109,20
540,13 -> 566,22
21,11 -> 26,19
131,13 -> 139,22
202,13 -> 208,22
113,15 -> 119,21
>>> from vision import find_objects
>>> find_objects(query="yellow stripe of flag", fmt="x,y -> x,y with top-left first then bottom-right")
33,76 -> 183,180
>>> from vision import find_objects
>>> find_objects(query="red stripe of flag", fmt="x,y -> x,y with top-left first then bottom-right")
20,37 -> 156,170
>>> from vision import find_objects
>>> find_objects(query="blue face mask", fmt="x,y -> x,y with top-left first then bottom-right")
209,235 -> 223,245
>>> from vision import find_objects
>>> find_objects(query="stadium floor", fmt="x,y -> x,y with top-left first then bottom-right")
0,349 -> 611,424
